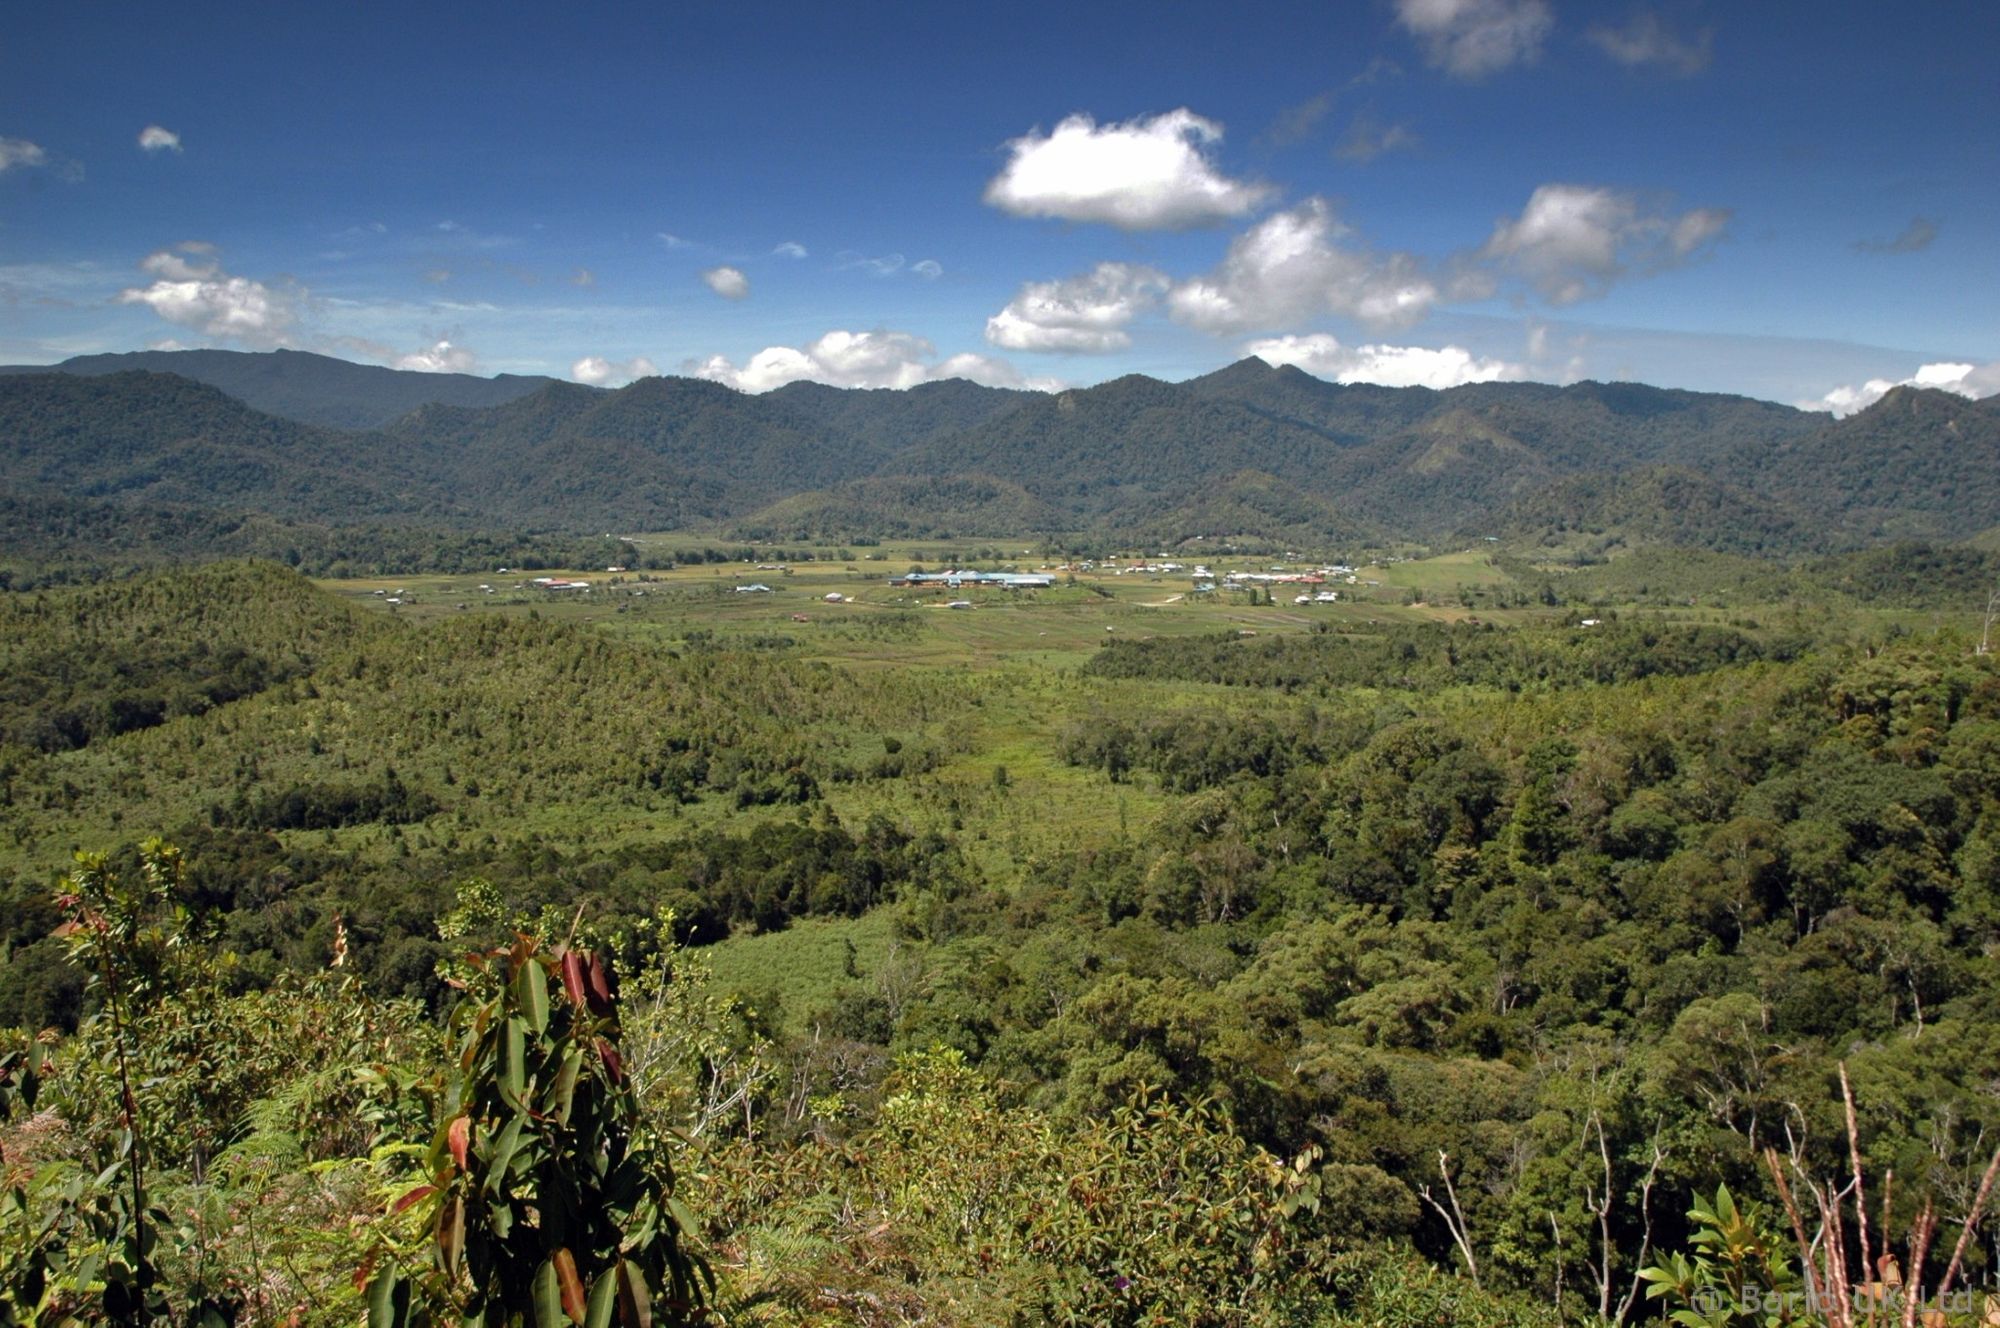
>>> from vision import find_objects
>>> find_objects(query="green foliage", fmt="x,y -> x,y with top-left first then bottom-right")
365,935 -> 709,1327
1084,618 -> 1791,693
1638,1185 -> 1799,1327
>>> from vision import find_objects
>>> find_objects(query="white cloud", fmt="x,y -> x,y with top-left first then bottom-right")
1245,333 -> 1524,389
1395,0 -> 1552,78
118,245 -> 300,346
139,245 -> 217,282
701,265 -> 749,299
1587,10 -> 1712,75
395,339 -> 478,374
690,329 -> 1058,394
985,262 -> 1169,353
138,124 -> 183,153
570,267 -> 596,287
0,137 -> 48,171
912,259 -> 943,280
571,355 -> 659,387
1804,360 -> 2000,416
1481,184 -> 1730,304
984,108 -> 1273,230
657,232 -> 692,249
1168,198 -> 1439,334
773,241 -> 808,259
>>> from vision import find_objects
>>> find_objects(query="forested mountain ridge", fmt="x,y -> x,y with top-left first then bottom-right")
2,353 -> 1994,553
0,346 -> 568,429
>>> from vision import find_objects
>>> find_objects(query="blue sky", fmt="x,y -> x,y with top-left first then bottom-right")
3,0 -> 1994,411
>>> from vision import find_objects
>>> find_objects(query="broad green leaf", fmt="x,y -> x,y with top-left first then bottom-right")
504,1016 -> 528,1105
585,1267 -> 618,1328
533,1258 -> 565,1328
515,956 -> 550,1034
366,1268 -> 407,1328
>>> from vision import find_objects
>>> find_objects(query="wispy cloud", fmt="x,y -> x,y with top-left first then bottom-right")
1394,0 -> 1552,78
138,124 -> 183,153
1335,114 -> 1421,163
0,137 -> 49,172
1480,183 -> 1729,304
1853,217 -> 1939,255
1587,9 -> 1713,76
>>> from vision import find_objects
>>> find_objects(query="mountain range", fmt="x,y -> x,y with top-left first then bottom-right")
3,348 -> 1996,556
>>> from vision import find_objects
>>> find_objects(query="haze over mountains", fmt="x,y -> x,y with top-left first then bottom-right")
2,349 -> 1996,555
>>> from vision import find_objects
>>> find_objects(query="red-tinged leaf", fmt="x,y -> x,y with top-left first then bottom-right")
584,954 -> 615,1017
448,1115 -> 472,1171
561,951 -> 589,1009
50,921 -> 79,939
615,1260 -> 652,1328
393,1183 -> 436,1215
596,1037 -> 624,1084
554,1247 -> 587,1325
439,1196 -> 465,1278
352,1250 -> 377,1294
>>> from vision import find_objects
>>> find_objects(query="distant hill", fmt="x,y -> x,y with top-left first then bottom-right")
0,348 -> 567,429
2,351 -> 1996,556
1748,386 -> 2000,542
1468,466 -> 1837,558
732,475 -> 1065,541
0,371 -> 420,520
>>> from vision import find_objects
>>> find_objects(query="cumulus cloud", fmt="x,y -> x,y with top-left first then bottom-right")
1480,184 -> 1730,304
690,329 -> 1058,394
1395,0 -> 1552,78
0,137 -> 48,172
1805,360 -> 2000,416
118,244 -> 300,346
138,124 -> 183,153
1587,10 -> 1712,75
986,262 -> 1170,353
984,108 -> 1273,230
395,339 -> 478,373
1244,332 -> 1524,389
1168,198 -> 1439,334
701,265 -> 749,299
571,355 -> 659,387
773,241 -> 808,259
1854,217 -> 1940,255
